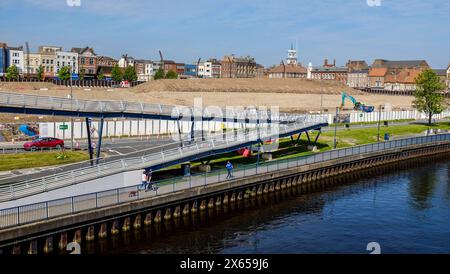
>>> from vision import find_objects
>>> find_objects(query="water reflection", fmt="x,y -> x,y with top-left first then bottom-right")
87,155 -> 450,254
408,168 -> 438,210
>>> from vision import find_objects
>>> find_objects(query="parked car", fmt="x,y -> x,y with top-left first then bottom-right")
23,137 -> 64,151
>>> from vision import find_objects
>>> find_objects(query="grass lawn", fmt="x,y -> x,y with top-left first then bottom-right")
0,151 -> 90,172
153,122 -> 450,180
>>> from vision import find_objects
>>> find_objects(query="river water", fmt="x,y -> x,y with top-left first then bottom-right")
87,155 -> 450,254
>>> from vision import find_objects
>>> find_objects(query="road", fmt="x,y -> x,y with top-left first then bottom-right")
0,119 -> 447,184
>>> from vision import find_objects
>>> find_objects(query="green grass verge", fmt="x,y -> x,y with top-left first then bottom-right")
0,151 -> 90,172
154,122 -> 450,180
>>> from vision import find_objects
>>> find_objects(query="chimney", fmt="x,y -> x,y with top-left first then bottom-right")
333,59 -> 336,66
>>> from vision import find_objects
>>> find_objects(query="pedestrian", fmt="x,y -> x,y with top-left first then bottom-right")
145,169 -> 155,191
139,171 -> 148,191
226,161 -> 234,179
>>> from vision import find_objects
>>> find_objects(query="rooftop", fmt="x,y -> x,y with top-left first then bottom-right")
368,67 -> 388,77
269,64 -> 307,74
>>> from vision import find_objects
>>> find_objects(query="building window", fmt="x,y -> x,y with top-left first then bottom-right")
89,58 -> 94,65
81,58 -> 85,65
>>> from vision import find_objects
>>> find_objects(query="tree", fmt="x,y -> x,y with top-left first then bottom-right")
97,72 -> 104,80
6,65 -> 19,80
412,69 -> 446,125
123,65 -> 138,82
79,69 -> 85,80
165,69 -> 178,79
58,66 -> 71,81
111,64 -> 123,82
37,65 -> 44,81
154,68 -> 165,80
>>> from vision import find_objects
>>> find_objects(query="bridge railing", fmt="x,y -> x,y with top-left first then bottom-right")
0,91 -> 302,123
0,116 -> 327,202
0,133 -> 449,229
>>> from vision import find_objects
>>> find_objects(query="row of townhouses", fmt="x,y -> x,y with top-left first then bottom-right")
1,41 -> 449,91
0,42 -> 265,81
266,45 -> 450,91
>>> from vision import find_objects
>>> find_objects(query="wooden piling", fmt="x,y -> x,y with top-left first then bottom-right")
133,215 -> 142,229
111,220 -> 120,235
144,212 -> 153,226
86,226 -> 95,241
99,223 -> 108,239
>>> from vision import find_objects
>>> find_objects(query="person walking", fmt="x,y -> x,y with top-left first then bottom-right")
146,169 -> 156,191
226,161 -> 234,179
139,171 -> 148,191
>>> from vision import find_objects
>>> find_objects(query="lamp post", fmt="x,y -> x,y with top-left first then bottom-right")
377,105 -> 383,142
333,107 -> 339,149
70,66 -> 74,151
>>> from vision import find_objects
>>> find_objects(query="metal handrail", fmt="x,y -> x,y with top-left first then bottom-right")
0,91 -> 305,123
0,133 -> 448,229
0,116 -> 327,202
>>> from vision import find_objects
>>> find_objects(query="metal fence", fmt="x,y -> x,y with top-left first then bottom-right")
1,133 -> 449,229
0,78 -> 145,88
0,117 -> 327,202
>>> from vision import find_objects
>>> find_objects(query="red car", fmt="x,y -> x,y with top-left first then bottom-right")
23,137 -> 65,151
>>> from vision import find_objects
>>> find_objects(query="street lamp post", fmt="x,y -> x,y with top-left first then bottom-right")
333,107 -> 339,149
70,67 -> 74,151
377,104 -> 383,142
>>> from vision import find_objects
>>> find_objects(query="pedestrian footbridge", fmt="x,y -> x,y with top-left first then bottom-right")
0,91 -> 300,123
0,116 -> 328,204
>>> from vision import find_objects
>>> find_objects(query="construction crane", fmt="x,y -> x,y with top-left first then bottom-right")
158,50 -> 164,74
25,42 -> 30,79
341,92 -> 374,113
196,58 -> 201,78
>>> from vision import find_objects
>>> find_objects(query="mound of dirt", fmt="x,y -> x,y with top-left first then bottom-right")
132,78 -> 362,95
0,82 -> 65,91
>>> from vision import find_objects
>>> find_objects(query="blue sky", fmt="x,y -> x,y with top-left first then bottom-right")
0,0 -> 449,68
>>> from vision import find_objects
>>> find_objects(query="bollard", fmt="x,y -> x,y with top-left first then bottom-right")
111,220 -> 120,235
164,208 -> 172,221
122,217 -> 131,232
182,203 -> 190,216
43,236 -> 53,254
99,223 -> 108,239
133,215 -> 142,230
73,230 -> 82,244
173,206 -> 181,219
28,241 -> 38,255
199,200 -> 206,211
191,201 -> 198,213
154,210 -> 162,223
144,213 -> 153,226
223,194 -> 229,205
59,233 -> 68,250
86,226 -> 95,241
208,198 -> 215,209
230,193 -> 236,203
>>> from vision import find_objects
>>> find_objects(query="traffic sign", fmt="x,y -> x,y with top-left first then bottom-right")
59,125 -> 69,130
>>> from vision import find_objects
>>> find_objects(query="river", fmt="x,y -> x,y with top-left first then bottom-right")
84,155 -> 450,254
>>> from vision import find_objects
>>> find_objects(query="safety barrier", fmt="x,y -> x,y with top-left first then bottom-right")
0,133 -> 449,229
